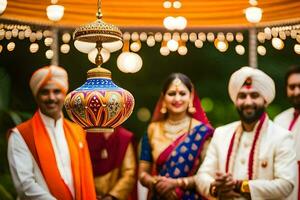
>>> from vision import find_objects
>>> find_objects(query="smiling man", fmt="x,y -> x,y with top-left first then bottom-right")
7,65 -> 96,200
275,65 -> 300,199
195,66 -> 297,200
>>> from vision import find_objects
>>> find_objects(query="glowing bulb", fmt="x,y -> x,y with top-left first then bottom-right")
140,32 -> 147,41
44,37 -> 53,46
45,49 -> 54,59
117,52 -> 143,73
146,36 -> 155,47
178,46 -> 187,55
60,44 -> 70,54
271,38 -> 284,50
257,45 -> 266,56
194,40 -> 203,48
294,44 -> 300,55
235,45 -> 245,55
7,42 -> 15,51
163,16 -> 176,31
130,41 -> 141,52
0,0 -> 7,15
175,16 -> 187,30
215,40 -> 228,52
163,1 -> 172,8
154,32 -> 163,42
245,6 -> 262,23
29,43 -> 39,53
46,5 -> 64,22
62,33 -> 71,43
160,46 -> 170,56
173,1 -> 181,9
173,1 -> 182,9
167,39 -> 179,51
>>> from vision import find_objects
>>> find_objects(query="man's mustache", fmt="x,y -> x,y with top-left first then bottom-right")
44,100 -> 57,104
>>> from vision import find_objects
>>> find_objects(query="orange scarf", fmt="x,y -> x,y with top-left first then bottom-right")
16,112 -> 96,200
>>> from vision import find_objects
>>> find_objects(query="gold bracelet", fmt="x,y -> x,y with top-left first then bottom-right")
209,185 -> 218,197
183,178 -> 189,188
176,178 -> 183,187
241,180 -> 250,193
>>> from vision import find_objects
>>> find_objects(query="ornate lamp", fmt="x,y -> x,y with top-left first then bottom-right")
64,0 -> 135,133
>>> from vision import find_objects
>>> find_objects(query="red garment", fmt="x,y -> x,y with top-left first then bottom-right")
13,111 -> 96,200
86,126 -> 134,176
288,110 -> 300,131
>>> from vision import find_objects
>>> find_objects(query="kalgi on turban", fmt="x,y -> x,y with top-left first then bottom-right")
228,66 -> 275,105
29,65 -> 69,97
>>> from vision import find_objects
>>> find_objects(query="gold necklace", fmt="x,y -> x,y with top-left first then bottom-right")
164,116 -> 191,139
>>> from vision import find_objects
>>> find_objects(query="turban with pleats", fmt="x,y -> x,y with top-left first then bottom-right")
29,65 -> 69,97
228,66 -> 275,105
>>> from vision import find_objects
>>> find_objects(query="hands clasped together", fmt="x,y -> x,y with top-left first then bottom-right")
210,172 -> 242,199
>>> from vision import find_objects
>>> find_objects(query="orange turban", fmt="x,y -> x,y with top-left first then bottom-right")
29,65 -> 69,97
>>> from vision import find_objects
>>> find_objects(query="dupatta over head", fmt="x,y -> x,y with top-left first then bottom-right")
151,88 -> 212,128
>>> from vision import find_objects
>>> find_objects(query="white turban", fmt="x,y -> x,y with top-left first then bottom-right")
228,66 -> 275,105
29,65 -> 69,97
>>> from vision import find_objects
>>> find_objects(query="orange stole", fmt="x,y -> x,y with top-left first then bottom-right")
16,112 -> 96,200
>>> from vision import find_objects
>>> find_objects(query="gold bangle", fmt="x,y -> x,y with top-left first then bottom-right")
183,178 -> 189,188
209,185 -> 218,197
241,180 -> 250,193
176,178 -> 183,187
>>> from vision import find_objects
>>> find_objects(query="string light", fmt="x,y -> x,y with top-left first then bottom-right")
154,32 -> 163,42
29,43 -> 39,53
160,40 -> 170,56
194,39 -> 203,48
60,44 -> 70,54
294,44 -> 300,54
257,45 -> 266,56
45,49 -> 54,59
167,39 -> 179,51
235,45 -> 245,55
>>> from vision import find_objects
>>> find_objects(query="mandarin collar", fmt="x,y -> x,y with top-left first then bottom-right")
39,110 -> 63,128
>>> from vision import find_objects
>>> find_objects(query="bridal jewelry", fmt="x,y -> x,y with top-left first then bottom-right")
164,116 -> 191,139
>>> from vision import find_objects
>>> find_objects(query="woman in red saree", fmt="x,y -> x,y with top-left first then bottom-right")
139,73 -> 213,200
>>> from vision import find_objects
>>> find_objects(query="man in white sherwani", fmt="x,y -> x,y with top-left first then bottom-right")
195,66 -> 297,200
275,65 -> 300,199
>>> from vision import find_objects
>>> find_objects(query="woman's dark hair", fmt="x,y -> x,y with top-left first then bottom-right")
285,65 -> 300,86
161,73 -> 193,94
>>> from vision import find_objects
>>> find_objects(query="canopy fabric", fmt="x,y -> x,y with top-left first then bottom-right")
1,0 -> 300,29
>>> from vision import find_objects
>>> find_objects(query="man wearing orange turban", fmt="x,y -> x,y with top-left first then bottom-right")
7,65 -> 96,200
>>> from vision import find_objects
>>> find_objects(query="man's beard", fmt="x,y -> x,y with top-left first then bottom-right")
288,95 -> 300,109
237,105 -> 265,124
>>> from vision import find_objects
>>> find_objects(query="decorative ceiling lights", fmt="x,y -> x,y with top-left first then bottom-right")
163,0 -> 187,31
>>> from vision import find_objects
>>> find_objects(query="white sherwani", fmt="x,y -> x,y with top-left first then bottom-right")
7,111 -> 74,200
195,120 -> 297,200
275,107 -> 300,199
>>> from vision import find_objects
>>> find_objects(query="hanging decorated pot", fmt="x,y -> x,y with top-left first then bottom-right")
64,67 -> 134,132
64,1 -> 134,132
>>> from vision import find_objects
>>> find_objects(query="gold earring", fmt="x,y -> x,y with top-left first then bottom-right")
188,101 -> 196,114
160,102 -> 167,114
